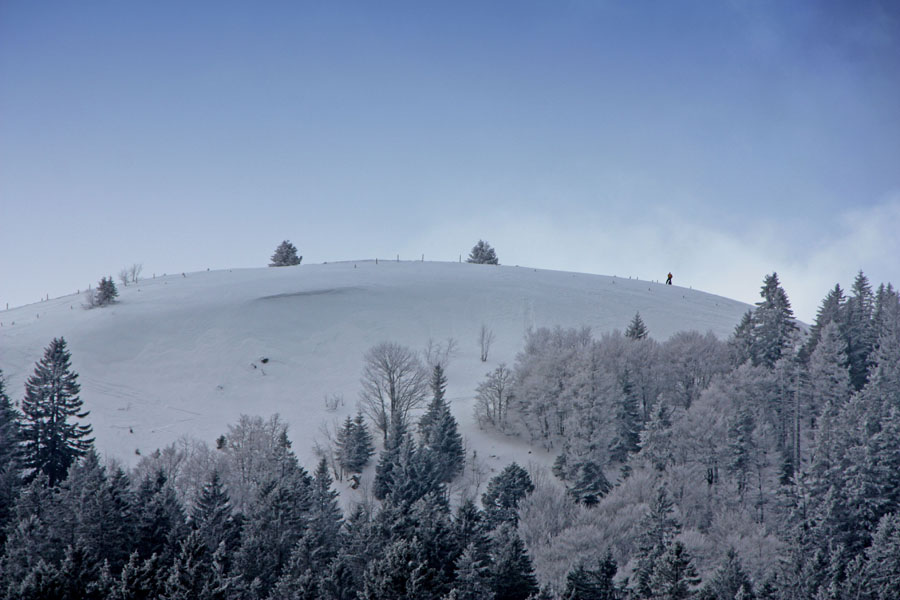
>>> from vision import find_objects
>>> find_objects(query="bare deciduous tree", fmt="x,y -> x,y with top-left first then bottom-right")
129,263 -> 143,283
479,324 -> 495,362
359,342 -> 429,441
475,363 -> 514,431
424,337 -> 458,370
118,268 -> 130,287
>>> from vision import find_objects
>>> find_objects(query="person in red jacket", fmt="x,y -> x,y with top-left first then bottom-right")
666,272 -> 673,285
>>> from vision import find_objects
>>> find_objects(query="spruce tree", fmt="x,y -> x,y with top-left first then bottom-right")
564,550 -> 619,600
351,411 -> 375,472
700,548 -> 754,600
801,284 -> 845,362
567,460 -> 612,507
449,542 -> 494,600
95,276 -> 118,306
361,537 -> 433,600
0,370 -> 22,543
133,469 -> 189,566
308,457 -> 344,562
419,365 -> 465,483
751,272 -> 798,368
20,337 -> 94,486
269,240 -> 302,267
481,463 -> 534,529
192,470 -> 240,559
467,240 -> 499,265
806,321 -> 851,423
336,413 -> 375,477
373,417 -> 407,501
625,312 -> 649,341
648,541 -> 701,600
489,524 -> 539,600
608,371 -> 641,463
862,512 -> 900,600
634,486 -> 682,598
234,464 -> 311,596
844,270 -> 876,390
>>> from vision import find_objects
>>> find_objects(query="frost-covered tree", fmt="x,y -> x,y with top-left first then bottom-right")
475,364 -> 514,432
564,551 -> 620,600
648,541 -> 701,600
844,270 -> 876,390
482,463 -> 534,529
191,470 -> 240,558
806,321 -> 851,423
269,240 -> 302,267
467,240 -> 499,265
751,273 -> 798,368
360,342 -> 430,441
567,460 -> 611,507
801,284 -> 845,362
20,337 -> 94,486
699,547 -> 754,600
626,312 -> 649,341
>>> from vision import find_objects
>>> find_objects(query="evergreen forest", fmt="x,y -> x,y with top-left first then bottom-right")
2,271 -> 900,599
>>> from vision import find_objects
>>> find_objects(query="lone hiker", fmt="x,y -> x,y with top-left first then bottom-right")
666,272 -> 673,285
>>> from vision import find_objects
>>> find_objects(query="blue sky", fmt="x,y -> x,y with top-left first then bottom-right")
2,0 -> 899,322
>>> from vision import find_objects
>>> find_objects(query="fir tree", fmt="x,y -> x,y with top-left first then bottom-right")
373,417 -> 408,501
699,548 -> 754,600
336,412 -> 375,477
489,524 -> 539,600
862,512 -> 900,600
111,551 -> 169,600
0,370 -> 22,544
844,270 -> 876,390
191,470 -> 240,559
806,321 -> 851,424
269,240 -> 302,267
450,542 -> 494,600
59,450 -> 135,572
634,486 -> 682,598
133,469 -> 188,566
751,272 -> 798,368
467,240 -> 499,265
361,537 -> 434,600
419,365 -> 465,483
563,550 -> 620,600
308,457 -> 344,562
95,276 -> 119,306
481,463 -> 534,529
801,284 -> 845,362
165,531 -> 212,600
567,460 -> 612,507
20,337 -> 94,486
234,464 -> 311,596
648,541 -> 701,600
626,312 -> 649,341
608,370 -> 641,463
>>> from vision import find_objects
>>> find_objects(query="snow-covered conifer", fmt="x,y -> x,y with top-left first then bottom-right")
20,337 -> 94,486
466,240 -> 499,265
269,240 -> 302,267
625,311 -> 649,341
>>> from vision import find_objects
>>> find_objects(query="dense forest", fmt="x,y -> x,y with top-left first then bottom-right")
1,271 -> 899,599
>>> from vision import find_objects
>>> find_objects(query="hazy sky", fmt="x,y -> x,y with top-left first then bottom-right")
2,1 -> 899,322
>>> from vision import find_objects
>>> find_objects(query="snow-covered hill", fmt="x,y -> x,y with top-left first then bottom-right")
0,261 -> 749,472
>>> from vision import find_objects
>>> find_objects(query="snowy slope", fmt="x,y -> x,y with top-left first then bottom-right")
0,261 -> 749,474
